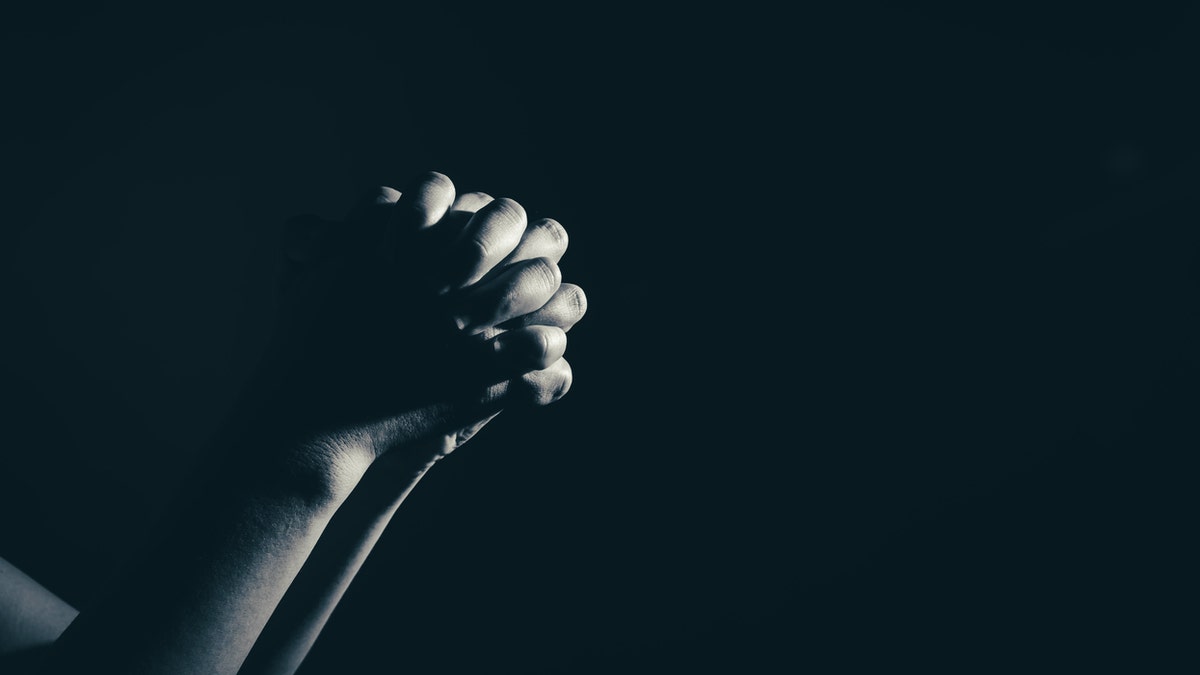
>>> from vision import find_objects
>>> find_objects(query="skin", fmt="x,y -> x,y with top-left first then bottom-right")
241,186 -> 587,675
0,558 -> 78,659
0,171 -> 586,675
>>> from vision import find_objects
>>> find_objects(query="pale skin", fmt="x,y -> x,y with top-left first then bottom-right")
0,172 -> 587,674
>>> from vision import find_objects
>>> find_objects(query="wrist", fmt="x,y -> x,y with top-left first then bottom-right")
219,368 -> 461,505
215,416 -> 377,509
245,433 -> 444,518
267,435 -> 377,507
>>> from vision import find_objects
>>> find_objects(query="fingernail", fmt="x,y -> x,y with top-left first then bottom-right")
451,313 -> 471,331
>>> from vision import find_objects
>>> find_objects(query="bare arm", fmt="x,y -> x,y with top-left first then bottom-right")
236,448 -> 436,675
239,190 -> 587,675
38,435 -> 371,675
0,556 -> 79,673
33,172 -> 577,675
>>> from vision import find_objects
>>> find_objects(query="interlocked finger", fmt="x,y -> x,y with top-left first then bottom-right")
449,256 -> 561,334
497,283 -> 587,332
442,197 -> 528,292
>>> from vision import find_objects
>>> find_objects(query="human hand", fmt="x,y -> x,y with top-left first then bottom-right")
265,172 -> 586,480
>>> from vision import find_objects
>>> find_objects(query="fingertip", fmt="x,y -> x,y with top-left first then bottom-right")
521,358 -> 573,406
450,191 -> 495,214
418,170 -> 454,193
536,324 -> 569,356
545,358 -> 573,405
446,197 -> 530,290
346,185 -> 403,223
488,197 -> 527,226
400,171 -> 457,230
492,325 -> 568,371
527,256 -> 563,291
532,217 -> 568,250
561,283 -> 588,323
517,256 -> 563,288
375,185 -> 402,205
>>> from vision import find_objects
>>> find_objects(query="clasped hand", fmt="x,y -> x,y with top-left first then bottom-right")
266,172 -> 586,479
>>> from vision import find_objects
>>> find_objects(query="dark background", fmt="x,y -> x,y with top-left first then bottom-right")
2,1 -> 1198,672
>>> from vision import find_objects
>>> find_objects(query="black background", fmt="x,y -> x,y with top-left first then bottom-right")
2,1 -> 1198,672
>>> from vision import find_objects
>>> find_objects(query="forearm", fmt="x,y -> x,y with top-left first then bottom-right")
39,434 -> 372,675
239,446 -> 441,675
0,557 -> 79,655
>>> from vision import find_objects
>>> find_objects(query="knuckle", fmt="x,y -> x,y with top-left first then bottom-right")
402,173 -> 455,229
532,329 -> 553,360
549,361 -> 573,403
561,283 -> 588,319
494,284 -> 520,318
465,236 -> 491,268
527,257 -> 562,290
531,377 -> 556,406
372,185 -> 402,205
419,171 -> 454,192
469,199 -> 526,265
490,197 -> 527,226
415,173 -> 455,212
461,191 -> 494,207
536,218 -> 569,249
528,333 -> 557,370
525,360 -> 572,406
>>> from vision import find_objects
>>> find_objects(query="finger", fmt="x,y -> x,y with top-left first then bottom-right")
442,197 -> 528,292
391,171 -> 456,232
472,217 -> 569,287
426,357 -> 572,441
284,181 -> 402,264
498,217 -> 569,267
445,191 -> 495,225
516,357 -> 573,407
418,191 -> 495,255
347,185 -> 402,222
487,325 -> 568,374
473,357 -> 574,410
497,283 -> 588,332
435,191 -> 495,237
450,256 -> 561,334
